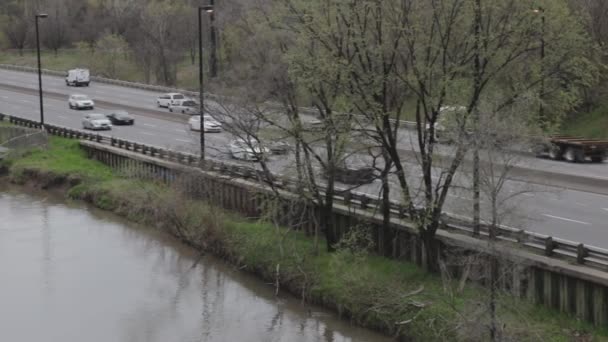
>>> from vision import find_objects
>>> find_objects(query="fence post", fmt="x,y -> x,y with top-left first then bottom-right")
576,243 -> 587,264
544,237 -> 555,257
360,196 -> 370,210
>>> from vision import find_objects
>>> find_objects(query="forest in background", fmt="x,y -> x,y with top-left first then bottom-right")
0,0 -> 607,139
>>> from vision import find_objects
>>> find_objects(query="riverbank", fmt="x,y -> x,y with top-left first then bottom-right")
1,136 -> 606,341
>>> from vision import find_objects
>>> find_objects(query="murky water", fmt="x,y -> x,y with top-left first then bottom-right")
0,185 -> 392,342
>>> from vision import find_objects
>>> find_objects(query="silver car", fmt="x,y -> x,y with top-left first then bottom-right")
229,139 -> 269,161
82,113 -> 112,130
169,99 -> 199,114
188,115 -> 222,132
69,94 -> 95,110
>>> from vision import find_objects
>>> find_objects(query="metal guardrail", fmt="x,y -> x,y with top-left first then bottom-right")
2,113 -> 608,272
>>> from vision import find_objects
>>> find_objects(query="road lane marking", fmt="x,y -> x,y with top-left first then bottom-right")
175,138 -> 191,143
139,131 -> 154,136
143,123 -> 157,127
57,115 -> 68,119
603,208 -> 608,212
542,214 -> 590,226
174,128 -> 185,133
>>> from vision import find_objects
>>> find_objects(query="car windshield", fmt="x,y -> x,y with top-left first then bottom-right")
89,114 -> 106,120
235,140 -> 258,148
114,111 -> 129,118
203,115 -> 216,121
182,101 -> 197,107
173,95 -> 184,99
74,95 -> 89,100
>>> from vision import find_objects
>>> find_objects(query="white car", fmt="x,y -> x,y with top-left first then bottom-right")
229,139 -> 270,161
156,93 -> 186,108
188,115 -> 222,132
169,99 -> 199,114
68,94 -> 95,110
82,113 -> 112,130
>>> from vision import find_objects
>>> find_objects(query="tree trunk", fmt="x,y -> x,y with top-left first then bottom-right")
321,202 -> 336,252
380,155 -> 392,256
421,229 -> 440,272
489,256 -> 499,341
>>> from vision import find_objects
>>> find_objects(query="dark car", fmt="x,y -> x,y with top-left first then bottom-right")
324,165 -> 376,185
106,111 -> 135,125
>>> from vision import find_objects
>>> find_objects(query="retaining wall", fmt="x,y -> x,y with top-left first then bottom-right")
80,140 -> 608,327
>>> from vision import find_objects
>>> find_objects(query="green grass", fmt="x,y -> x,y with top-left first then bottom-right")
0,49 -> 200,90
562,105 -> 608,139
7,136 -> 114,182
2,134 -> 608,341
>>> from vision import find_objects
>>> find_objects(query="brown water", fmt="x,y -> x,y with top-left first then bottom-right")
0,186 -> 392,342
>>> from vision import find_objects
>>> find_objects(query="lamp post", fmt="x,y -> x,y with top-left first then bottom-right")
35,13 -> 48,126
209,0 -> 218,78
533,7 -> 545,130
198,5 -> 213,160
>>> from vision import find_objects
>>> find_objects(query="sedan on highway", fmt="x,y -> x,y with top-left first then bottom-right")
169,99 -> 199,114
188,115 -> 222,132
82,113 -> 112,130
106,110 -> 135,125
229,139 -> 269,161
69,94 -> 95,110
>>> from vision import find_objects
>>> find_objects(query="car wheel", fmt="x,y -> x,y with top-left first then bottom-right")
169,108 -> 173,112
181,110 -> 185,114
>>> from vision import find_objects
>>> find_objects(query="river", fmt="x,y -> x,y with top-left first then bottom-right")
0,185 -> 392,342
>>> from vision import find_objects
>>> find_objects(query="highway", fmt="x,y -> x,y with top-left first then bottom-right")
1,68 -> 608,248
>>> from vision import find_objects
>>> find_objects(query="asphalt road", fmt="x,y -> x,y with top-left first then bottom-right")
1,69 -> 608,248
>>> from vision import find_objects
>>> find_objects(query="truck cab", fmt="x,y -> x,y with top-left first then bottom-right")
66,68 -> 90,87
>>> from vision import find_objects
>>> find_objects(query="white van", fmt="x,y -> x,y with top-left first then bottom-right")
156,93 -> 186,108
66,68 -> 90,87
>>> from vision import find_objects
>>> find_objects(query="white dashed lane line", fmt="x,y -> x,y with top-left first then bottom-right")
174,138 -> 191,143
542,214 -> 591,226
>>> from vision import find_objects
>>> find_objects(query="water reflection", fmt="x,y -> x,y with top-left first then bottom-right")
0,186 -> 392,342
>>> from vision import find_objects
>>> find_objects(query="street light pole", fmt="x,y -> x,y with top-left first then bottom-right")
35,13 -> 48,126
209,0 -> 218,78
534,7 -> 546,130
199,5 -> 213,161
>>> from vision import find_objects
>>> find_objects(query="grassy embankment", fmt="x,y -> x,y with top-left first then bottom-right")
1,132 -> 608,341
0,49 -> 200,90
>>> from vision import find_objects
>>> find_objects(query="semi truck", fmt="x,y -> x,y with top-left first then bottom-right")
538,135 -> 608,163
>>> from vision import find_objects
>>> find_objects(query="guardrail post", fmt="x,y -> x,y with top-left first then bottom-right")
360,196 -> 370,210
577,243 -> 587,264
516,229 -> 526,243
398,205 -> 407,219
544,237 -> 555,257
343,191 -> 352,206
